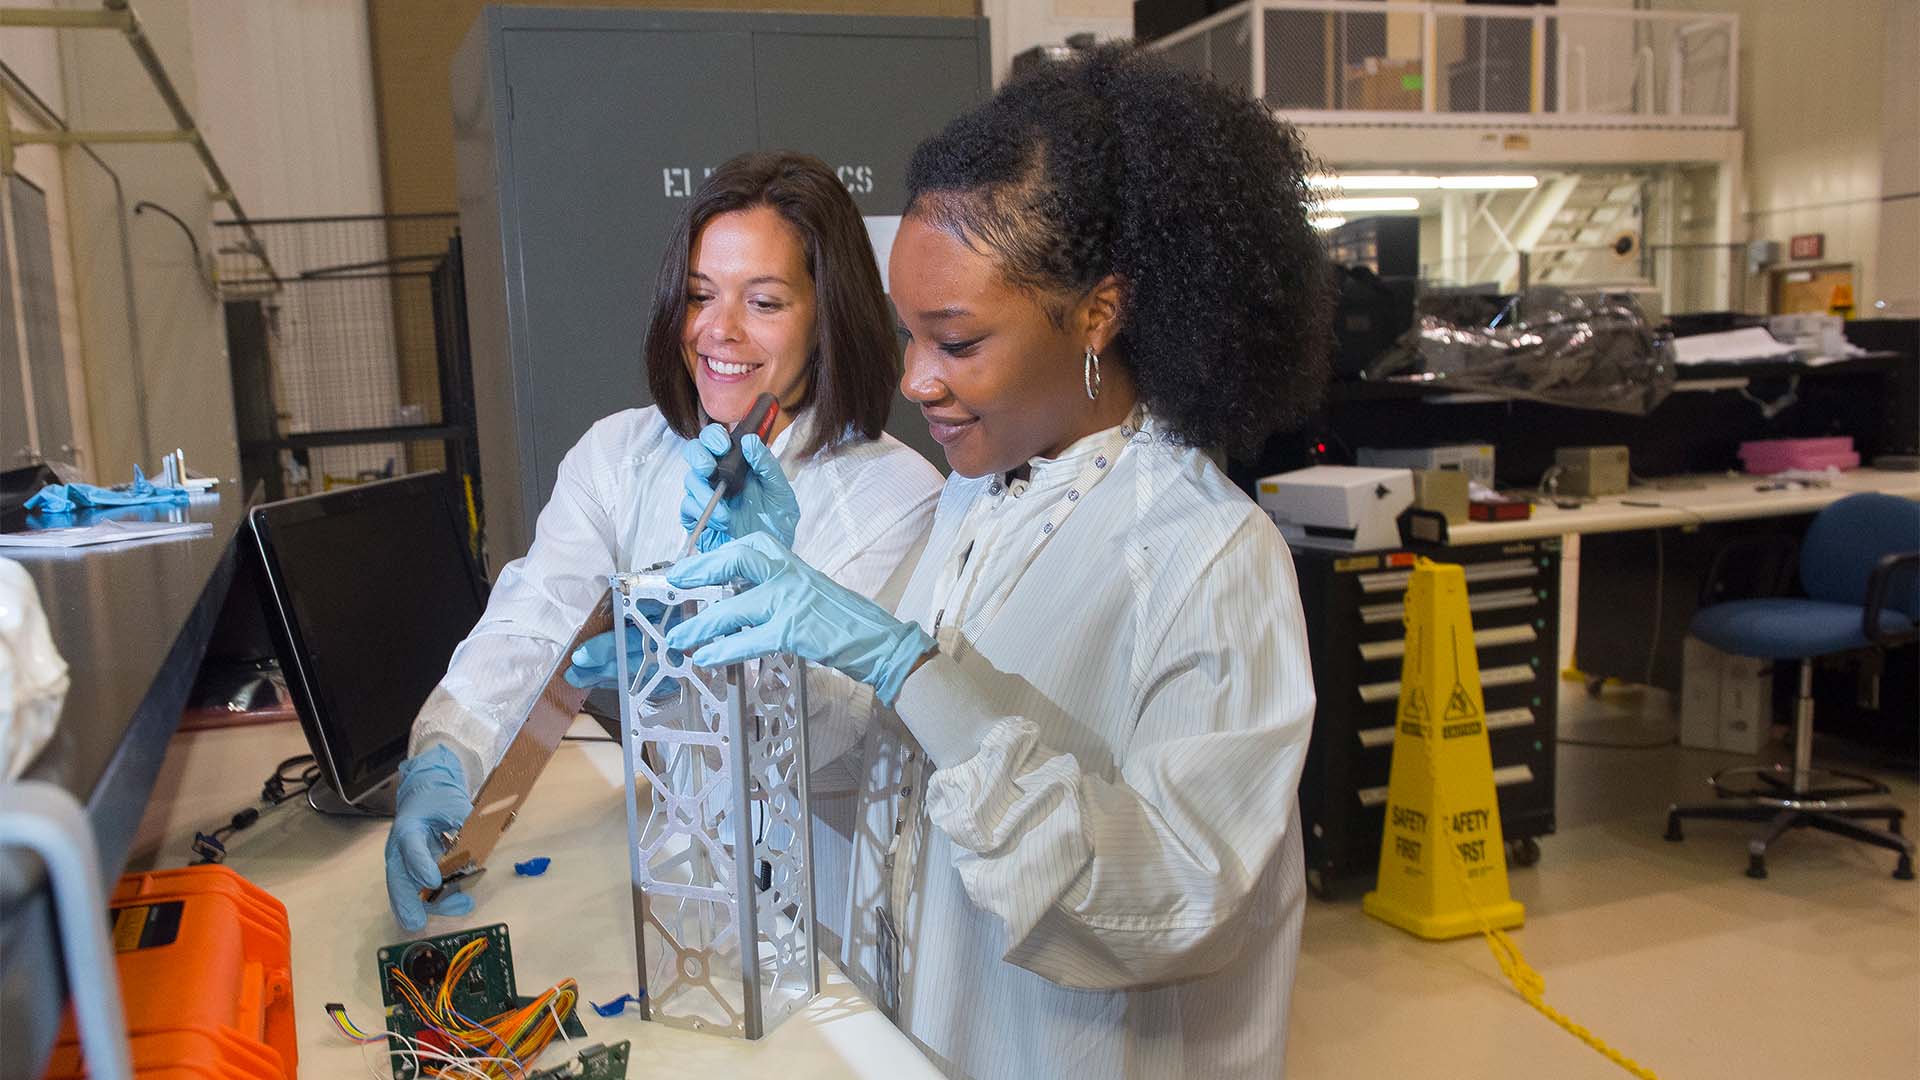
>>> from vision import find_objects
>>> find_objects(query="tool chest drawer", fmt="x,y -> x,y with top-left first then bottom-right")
1292,540 -> 1560,897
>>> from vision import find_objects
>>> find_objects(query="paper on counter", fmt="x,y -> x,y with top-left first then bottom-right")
1672,327 -> 1803,365
0,519 -> 212,549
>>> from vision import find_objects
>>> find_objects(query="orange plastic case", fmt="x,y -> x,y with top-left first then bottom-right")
44,865 -> 296,1080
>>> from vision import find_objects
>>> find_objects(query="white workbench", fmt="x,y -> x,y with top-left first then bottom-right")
1442,467 -> 1920,545
131,717 -> 940,1079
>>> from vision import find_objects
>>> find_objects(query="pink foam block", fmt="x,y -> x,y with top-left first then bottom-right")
1738,437 -> 1860,474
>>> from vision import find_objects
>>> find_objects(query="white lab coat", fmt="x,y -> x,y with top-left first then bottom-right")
411,405 -> 942,794
826,413 -> 1315,1079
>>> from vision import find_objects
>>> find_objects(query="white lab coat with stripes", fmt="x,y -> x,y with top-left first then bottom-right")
411,405 -> 941,786
818,414 -> 1316,1079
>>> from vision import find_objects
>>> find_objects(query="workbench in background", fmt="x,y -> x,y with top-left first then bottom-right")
1291,467 -> 1920,897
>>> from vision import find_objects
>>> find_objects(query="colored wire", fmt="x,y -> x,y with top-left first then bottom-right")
381,936 -> 580,1079
329,1005 -> 515,1080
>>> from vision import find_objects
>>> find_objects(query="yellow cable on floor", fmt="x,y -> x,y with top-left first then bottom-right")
1426,750 -> 1660,1080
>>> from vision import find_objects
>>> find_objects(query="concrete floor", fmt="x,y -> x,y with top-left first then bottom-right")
1288,683 -> 1920,1079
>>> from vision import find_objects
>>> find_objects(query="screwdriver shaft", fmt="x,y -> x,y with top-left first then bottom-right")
682,481 -> 729,559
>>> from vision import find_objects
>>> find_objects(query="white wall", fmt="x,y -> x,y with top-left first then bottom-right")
1659,0 -> 1907,314
3,0 -> 90,472
0,0 -> 65,117
4,0 -> 395,484
981,0 -> 1132,85
188,0 -> 402,482
52,0 -> 236,482
187,0 -> 385,218
1874,0 -> 1918,316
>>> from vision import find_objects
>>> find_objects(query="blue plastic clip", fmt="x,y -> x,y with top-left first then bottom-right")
590,991 -> 645,1017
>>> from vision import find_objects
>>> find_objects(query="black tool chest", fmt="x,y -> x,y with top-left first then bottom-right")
1291,539 -> 1561,898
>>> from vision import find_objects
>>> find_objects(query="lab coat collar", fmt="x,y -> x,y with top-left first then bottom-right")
1004,407 -> 1153,498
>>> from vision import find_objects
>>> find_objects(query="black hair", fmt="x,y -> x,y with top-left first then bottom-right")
904,43 -> 1333,455
646,151 -> 896,457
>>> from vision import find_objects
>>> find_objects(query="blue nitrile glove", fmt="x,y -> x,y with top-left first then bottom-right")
680,424 -> 801,553
26,465 -> 189,514
565,601 -> 681,699
564,624 -> 650,689
665,533 -> 935,707
384,744 -> 478,933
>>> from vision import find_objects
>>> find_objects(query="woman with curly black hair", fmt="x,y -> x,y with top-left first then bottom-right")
667,44 -> 1332,1077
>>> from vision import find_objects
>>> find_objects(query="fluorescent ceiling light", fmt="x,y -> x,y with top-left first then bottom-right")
1309,174 -> 1539,192
1318,196 -> 1419,213
1437,174 -> 1538,190
1310,216 -> 1347,231
1312,174 -> 1438,190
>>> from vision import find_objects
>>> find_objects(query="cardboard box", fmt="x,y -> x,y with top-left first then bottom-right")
1718,654 -> 1774,754
1556,445 -> 1630,497
1343,58 -> 1423,111
1413,469 -> 1470,524
1680,635 -> 1723,750
1357,444 -> 1495,489
1681,635 -> 1774,753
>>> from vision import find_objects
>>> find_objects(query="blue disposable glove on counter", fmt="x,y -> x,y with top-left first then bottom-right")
384,744 -> 477,933
665,533 -> 935,707
26,465 -> 189,514
680,424 -> 800,552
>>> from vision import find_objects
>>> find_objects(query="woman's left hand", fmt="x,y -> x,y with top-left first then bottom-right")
666,534 -> 935,707
680,424 -> 801,552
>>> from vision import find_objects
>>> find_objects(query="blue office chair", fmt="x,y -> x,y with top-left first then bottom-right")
1665,492 -> 1919,880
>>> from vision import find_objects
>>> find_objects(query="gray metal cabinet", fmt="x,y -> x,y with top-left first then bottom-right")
453,8 -> 989,568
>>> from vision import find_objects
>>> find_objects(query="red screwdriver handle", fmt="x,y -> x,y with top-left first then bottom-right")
711,393 -> 780,493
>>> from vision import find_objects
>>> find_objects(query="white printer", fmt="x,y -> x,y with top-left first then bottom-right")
1256,466 -> 1414,551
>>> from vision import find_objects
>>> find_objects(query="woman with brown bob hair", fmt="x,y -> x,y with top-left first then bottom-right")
384,151 -> 942,934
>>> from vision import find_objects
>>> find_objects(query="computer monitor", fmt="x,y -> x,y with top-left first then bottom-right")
247,473 -> 488,809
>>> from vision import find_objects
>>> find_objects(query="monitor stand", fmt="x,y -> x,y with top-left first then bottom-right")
306,775 -> 397,818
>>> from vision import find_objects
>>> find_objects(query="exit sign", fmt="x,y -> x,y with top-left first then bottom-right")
1790,233 -> 1824,259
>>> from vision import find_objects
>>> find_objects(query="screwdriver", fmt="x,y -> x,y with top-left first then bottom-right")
682,392 -> 781,558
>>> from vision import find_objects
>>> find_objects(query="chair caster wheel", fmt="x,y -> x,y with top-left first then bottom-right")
1896,857 -> 1915,882
1746,854 -> 1768,879
1664,817 -> 1683,843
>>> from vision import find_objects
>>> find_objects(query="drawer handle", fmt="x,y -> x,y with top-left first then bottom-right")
1359,763 -> 1535,807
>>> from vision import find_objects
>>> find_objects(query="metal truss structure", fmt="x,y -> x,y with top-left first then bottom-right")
612,572 -> 817,1039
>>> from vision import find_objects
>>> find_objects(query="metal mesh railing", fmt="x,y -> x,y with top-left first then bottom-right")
215,213 -> 460,488
1154,1 -> 1737,128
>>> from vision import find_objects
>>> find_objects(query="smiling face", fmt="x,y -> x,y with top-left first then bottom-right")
680,205 -> 818,437
889,213 -> 1131,478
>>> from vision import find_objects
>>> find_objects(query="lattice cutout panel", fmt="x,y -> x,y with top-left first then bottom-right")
612,572 -> 817,1039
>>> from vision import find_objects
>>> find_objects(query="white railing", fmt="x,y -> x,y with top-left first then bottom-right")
1150,1 -> 1737,129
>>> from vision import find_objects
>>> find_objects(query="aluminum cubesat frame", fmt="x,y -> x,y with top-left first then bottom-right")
611,572 -> 818,1039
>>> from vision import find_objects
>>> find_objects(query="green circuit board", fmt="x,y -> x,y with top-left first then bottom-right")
375,923 -> 586,1079
529,1040 -> 631,1080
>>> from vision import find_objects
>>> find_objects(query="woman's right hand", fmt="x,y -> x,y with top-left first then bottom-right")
384,744 -> 476,932
680,424 -> 801,552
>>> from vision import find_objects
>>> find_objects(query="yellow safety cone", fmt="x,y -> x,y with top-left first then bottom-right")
1363,557 -> 1525,939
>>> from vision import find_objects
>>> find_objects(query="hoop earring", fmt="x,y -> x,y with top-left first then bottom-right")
1084,346 -> 1102,401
